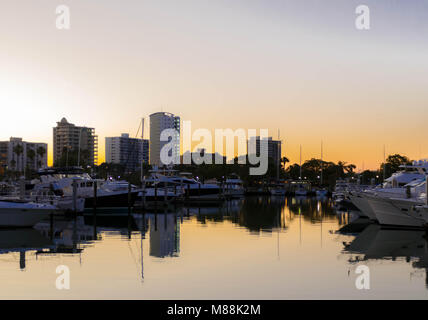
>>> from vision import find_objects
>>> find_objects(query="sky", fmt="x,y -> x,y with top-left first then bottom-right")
1,0 -> 428,169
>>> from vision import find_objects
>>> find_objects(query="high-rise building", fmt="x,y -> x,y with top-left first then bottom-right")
0,137 -> 48,173
149,112 -> 180,166
105,133 -> 149,172
53,118 -> 98,167
247,136 -> 282,170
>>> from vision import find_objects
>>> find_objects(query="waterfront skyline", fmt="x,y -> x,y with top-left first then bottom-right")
1,0 -> 428,169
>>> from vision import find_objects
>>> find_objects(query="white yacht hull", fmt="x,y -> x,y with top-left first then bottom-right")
316,190 -> 328,197
224,189 -> 245,197
410,206 -> 428,224
56,198 -> 86,213
349,194 -> 377,220
367,196 -> 425,228
270,189 -> 287,196
0,201 -> 57,227
295,190 -> 307,196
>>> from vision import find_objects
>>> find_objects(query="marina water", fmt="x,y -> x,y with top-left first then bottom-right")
1,196 -> 428,299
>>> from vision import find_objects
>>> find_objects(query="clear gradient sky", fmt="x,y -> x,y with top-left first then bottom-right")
1,0 -> 428,169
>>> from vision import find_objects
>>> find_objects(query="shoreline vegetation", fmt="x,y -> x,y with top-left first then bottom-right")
0,153 -> 413,190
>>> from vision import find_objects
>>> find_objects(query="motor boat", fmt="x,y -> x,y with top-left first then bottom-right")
366,193 -> 425,228
0,200 -> 57,227
348,191 -> 377,220
294,185 -> 307,197
410,205 -> 428,226
270,187 -> 287,196
28,189 -> 86,213
315,189 -> 329,197
269,181 -> 287,196
223,174 -> 245,198
349,161 -> 428,224
363,178 -> 427,228
168,174 -> 224,204
33,168 -> 141,209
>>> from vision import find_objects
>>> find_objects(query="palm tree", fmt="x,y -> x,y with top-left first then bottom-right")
280,156 -> 290,170
36,146 -> 46,168
27,148 -> 35,163
344,163 -> 356,174
336,161 -> 356,177
13,144 -> 24,172
10,159 -> 16,171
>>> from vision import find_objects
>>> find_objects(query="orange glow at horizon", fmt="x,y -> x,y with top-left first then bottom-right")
1,0 -> 428,171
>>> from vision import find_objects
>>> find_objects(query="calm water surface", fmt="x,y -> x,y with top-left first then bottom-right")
1,196 -> 428,299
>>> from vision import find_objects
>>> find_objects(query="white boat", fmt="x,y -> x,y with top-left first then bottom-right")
34,167 -> 141,209
29,190 -> 86,213
270,187 -> 287,196
366,194 -> 425,228
0,201 -> 57,227
294,183 -> 307,196
348,192 -> 377,220
223,174 -> 245,198
410,205 -> 428,226
349,160 -> 428,224
315,189 -> 328,197
143,172 -> 224,204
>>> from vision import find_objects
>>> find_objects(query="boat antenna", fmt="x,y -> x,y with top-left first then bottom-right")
299,145 -> 302,180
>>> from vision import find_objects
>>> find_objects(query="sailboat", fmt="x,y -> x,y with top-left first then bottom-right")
294,145 -> 307,196
316,141 -> 328,197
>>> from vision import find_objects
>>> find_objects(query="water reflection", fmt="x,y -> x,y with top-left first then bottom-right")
342,223 -> 428,287
1,196 -> 428,298
0,228 -> 53,270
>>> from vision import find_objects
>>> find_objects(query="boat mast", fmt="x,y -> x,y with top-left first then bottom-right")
299,145 -> 302,180
320,141 -> 323,186
141,118 -> 145,185
277,129 -> 280,181
383,144 -> 386,182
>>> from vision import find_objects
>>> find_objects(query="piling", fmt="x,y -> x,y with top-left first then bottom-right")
49,213 -> 54,240
141,178 -> 146,211
72,180 -> 78,215
426,175 -> 428,206
93,182 -> 97,238
155,184 -> 158,211
93,182 -> 97,215
128,182 -> 132,217
19,180 -> 25,200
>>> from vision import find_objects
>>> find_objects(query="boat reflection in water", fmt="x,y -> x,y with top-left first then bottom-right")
0,228 -> 53,270
2,195 -> 428,298
342,223 -> 428,287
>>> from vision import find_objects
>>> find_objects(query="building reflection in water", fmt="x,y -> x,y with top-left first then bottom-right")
147,213 -> 180,258
3,196 -> 428,293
